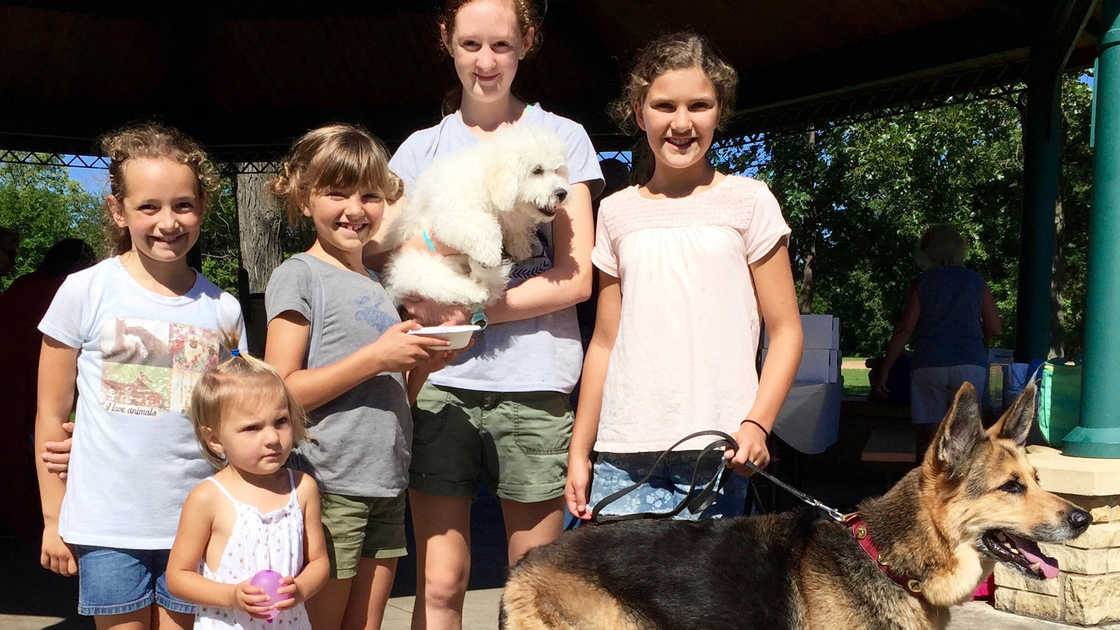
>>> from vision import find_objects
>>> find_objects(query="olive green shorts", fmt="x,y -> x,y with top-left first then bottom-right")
410,383 -> 573,503
319,491 -> 407,579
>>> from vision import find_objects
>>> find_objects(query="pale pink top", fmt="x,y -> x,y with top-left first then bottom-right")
590,175 -> 791,452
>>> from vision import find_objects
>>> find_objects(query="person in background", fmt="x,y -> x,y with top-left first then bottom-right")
872,223 -> 1002,459
0,226 -> 21,282
0,238 -> 95,542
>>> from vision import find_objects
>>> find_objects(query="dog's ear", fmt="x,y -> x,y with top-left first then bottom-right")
485,150 -> 520,212
990,382 -> 1036,447
930,382 -> 985,477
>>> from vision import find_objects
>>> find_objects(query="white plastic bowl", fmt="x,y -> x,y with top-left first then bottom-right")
407,325 -> 481,350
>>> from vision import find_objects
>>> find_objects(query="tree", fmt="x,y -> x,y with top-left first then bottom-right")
0,159 -> 102,290
715,73 -> 1091,358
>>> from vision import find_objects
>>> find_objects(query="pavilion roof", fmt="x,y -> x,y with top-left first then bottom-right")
0,0 -> 1099,161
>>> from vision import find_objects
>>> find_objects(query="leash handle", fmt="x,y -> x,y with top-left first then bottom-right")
588,429 -> 847,524
591,430 -> 737,524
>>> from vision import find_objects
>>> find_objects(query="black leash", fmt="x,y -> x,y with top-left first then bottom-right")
588,430 -> 845,524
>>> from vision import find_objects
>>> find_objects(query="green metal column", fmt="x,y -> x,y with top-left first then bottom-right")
1015,45 -> 1062,362
1064,0 -> 1120,458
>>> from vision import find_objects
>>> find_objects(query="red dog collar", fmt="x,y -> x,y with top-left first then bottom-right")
845,513 -> 926,601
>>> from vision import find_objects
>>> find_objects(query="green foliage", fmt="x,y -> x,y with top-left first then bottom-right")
199,177 -> 241,296
198,174 -> 313,298
0,158 -> 103,289
715,74 -> 1092,358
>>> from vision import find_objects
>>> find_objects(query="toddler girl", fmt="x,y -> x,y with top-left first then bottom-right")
35,123 -> 246,630
166,335 -> 329,630
567,32 -> 804,521
264,123 -> 454,630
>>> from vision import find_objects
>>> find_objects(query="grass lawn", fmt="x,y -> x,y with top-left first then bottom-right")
842,363 -> 871,397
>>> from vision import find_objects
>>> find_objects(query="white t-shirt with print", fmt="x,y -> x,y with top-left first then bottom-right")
38,257 -> 246,549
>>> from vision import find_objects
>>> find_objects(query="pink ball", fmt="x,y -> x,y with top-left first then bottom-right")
249,570 -> 291,623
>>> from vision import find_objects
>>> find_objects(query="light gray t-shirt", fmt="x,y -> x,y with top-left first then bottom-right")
265,253 -> 411,497
389,105 -> 604,394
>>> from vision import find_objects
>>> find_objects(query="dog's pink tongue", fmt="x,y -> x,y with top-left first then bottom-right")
1007,533 -> 1060,579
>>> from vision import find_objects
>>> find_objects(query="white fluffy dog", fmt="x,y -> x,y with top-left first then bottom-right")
382,125 -> 570,307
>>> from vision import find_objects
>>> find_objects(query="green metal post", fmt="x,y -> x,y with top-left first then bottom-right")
1015,45 -> 1062,362
1064,0 -> 1120,458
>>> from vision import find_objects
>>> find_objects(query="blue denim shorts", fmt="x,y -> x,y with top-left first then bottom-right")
74,546 -> 195,616
588,450 -> 750,521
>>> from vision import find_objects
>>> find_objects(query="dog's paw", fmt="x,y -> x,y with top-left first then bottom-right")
504,236 -> 534,263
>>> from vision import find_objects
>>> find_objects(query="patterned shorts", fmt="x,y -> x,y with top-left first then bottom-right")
588,450 -> 750,521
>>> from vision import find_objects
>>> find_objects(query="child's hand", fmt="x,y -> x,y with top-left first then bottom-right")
40,525 -> 77,576
727,420 -> 771,475
400,296 -> 471,327
369,321 -> 450,372
415,334 -> 473,374
273,575 -> 304,608
565,457 -> 594,520
230,581 -> 273,618
42,421 -> 75,480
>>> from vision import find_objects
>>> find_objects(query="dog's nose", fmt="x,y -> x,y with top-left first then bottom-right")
555,189 -> 567,202
1068,508 -> 1091,531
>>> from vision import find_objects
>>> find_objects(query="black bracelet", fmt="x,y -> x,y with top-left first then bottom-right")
741,418 -> 770,439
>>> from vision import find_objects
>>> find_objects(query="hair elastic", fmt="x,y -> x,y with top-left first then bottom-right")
741,418 -> 770,439
231,348 -> 241,357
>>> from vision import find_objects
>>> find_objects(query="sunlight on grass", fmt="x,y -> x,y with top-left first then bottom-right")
842,360 -> 871,397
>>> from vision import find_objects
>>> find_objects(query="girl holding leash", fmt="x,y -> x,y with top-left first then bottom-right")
264,124 -> 458,630
373,1 -> 603,628
167,332 -> 328,630
35,123 -> 246,630
566,32 -> 803,522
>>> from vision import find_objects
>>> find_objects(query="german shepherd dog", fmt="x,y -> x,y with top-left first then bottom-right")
502,384 -> 1090,629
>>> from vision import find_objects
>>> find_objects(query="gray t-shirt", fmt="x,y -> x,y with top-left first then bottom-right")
265,253 -> 411,497
389,104 -> 604,394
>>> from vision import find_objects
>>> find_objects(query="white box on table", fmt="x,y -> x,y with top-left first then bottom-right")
761,346 -> 839,384
762,314 -> 839,350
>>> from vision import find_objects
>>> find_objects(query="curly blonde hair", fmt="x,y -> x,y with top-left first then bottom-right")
189,329 -> 311,469
270,124 -> 402,227
609,31 -> 738,136
100,123 -> 218,256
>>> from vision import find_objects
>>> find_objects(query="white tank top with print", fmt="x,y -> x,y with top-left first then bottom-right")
194,470 -> 310,630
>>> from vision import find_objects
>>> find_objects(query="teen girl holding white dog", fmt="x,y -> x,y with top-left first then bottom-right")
375,1 -> 603,628
35,123 -> 246,630
566,32 -> 804,521
264,124 -> 459,630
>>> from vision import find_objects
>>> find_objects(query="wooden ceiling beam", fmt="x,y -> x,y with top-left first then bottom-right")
0,1 -> 431,20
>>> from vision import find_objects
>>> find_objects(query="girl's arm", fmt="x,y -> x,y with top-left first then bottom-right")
275,472 -> 329,608
981,283 -> 1002,338
730,244 -> 803,472
166,484 -> 272,615
399,183 -> 596,326
34,336 -> 79,576
265,312 -> 447,412
873,281 -> 921,397
565,271 -> 621,519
